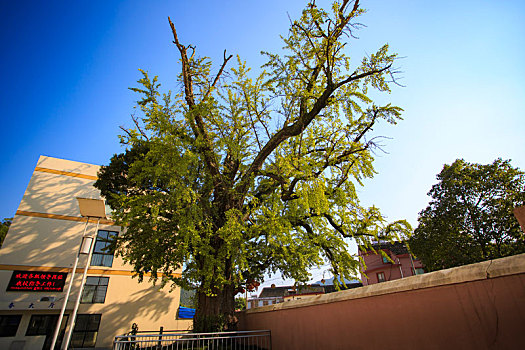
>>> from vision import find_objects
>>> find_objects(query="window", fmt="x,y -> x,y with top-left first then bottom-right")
81,277 -> 109,303
415,268 -> 425,275
0,315 -> 22,337
91,230 -> 117,267
26,315 -> 58,336
377,272 -> 386,283
382,255 -> 390,264
179,287 -> 196,308
26,314 -> 69,349
71,314 -> 101,348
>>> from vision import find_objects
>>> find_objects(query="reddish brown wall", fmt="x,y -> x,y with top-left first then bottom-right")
514,205 -> 525,233
239,254 -> 525,350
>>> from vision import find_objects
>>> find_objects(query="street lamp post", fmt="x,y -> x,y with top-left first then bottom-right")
49,198 -> 106,350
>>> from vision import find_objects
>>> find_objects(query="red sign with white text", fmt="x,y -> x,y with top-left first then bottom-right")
6,270 -> 67,292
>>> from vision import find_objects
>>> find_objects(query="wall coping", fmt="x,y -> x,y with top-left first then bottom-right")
245,253 -> 525,314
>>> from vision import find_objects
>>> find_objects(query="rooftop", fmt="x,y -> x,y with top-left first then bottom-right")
258,283 -> 362,298
361,241 -> 410,255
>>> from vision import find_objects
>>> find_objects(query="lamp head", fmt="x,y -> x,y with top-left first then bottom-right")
76,198 -> 106,219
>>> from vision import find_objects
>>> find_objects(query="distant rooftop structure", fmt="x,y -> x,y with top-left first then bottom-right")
368,241 -> 410,255
248,282 -> 363,309
323,283 -> 362,293
259,285 -> 324,298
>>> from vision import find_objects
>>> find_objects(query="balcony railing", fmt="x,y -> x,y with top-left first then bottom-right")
113,329 -> 271,350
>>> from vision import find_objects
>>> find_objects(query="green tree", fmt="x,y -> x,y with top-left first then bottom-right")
234,297 -> 246,311
0,218 -> 12,248
410,159 -> 525,272
95,0 -> 410,331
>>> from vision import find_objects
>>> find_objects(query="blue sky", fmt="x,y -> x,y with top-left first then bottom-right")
1,0 -> 524,255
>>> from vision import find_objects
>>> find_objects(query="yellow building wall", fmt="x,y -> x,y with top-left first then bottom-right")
0,156 -> 192,350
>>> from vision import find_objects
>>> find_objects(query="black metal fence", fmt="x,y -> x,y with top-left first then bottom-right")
113,330 -> 271,350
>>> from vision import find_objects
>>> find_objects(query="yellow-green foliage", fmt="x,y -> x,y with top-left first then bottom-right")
96,0 -> 411,305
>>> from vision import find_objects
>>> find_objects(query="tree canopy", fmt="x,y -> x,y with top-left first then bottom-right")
0,218 -> 12,248
410,158 -> 525,272
95,0 -> 410,331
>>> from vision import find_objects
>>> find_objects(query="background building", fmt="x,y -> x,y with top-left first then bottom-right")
247,285 -> 325,309
247,282 -> 363,309
359,241 -> 424,285
0,156 -> 191,350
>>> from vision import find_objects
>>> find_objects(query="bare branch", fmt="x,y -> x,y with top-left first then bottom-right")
168,17 -> 195,107
243,90 -> 263,151
168,17 -> 222,183
323,212 -> 347,236
282,177 -> 302,201
119,126 -> 133,141
258,170 -> 287,192
131,114 -> 150,141
204,49 -> 233,101
236,84 -> 334,199
256,104 -> 272,141
353,109 -> 379,144
336,64 -> 392,89
299,65 -> 322,117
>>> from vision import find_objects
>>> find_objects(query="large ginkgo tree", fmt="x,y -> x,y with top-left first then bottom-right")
95,0 -> 410,332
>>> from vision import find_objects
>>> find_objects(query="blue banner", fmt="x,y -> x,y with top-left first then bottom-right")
178,306 -> 195,319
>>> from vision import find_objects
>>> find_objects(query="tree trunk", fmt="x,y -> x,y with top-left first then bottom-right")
193,284 -> 237,333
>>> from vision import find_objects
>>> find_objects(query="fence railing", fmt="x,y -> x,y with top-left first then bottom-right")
113,329 -> 271,350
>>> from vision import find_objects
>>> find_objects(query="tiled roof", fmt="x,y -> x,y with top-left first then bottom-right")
364,241 -> 410,255
258,283 -> 360,298
259,285 -> 325,298
259,286 -> 289,298
323,282 -> 362,293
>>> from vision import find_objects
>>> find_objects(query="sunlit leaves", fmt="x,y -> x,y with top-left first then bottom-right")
96,0 -> 408,303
